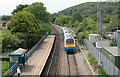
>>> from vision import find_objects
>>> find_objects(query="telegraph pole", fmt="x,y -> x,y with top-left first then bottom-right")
99,0 -> 102,40
97,0 -> 102,40
97,0 -> 99,40
100,0 -> 102,40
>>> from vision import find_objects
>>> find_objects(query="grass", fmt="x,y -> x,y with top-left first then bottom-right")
83,45 -> 88,50
88,53 -> 98,71
87,53 -> 109,76
2,61 -> 9,75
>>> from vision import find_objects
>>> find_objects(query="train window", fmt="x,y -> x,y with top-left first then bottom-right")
66,39 -> 74,45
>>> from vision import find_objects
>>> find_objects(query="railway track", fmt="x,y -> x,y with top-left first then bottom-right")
41,24 -> 91,76
67,53 -> 79,76
41,24 -> 61,76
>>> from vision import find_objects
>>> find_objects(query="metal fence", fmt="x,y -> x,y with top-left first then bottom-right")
2,32 -> 48,77
26,32 -> 48,59
85,39 -> 120,76
2,63 -> 17,77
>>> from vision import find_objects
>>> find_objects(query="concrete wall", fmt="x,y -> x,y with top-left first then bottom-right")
105,32 -> 116,38
116,30 -> 120,48
96,40 -> 110,47
89,34 -> 100,43
116,30 -> 120,59
85,39 -> 120,75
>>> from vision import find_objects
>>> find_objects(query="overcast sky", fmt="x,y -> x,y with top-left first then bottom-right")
0,0 -> 107,15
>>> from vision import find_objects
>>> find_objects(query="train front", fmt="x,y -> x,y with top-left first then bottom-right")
65,38 -> 75,53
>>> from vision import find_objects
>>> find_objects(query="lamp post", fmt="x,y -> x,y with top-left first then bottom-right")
24,33 -> 31,49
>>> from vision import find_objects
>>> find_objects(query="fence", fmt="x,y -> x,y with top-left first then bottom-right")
85,39 -> 120,76
26,32 -> 48,59
2,32 -> 48,77
2,63 -> 17,77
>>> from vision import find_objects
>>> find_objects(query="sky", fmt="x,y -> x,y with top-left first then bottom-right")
0,0 -> 107,15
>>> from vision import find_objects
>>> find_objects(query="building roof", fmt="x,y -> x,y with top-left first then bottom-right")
102,23 -> 110,28
103,47 -> 120,56
11,48 -> 27,55
116,30 -> 120,33
89,34 -> 100,36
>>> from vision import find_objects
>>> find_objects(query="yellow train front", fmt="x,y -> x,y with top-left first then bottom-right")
62,27 -> 75,53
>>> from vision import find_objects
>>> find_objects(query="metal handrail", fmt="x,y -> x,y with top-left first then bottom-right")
2,63 -> 17,77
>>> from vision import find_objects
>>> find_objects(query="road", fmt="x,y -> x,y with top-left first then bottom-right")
41,24 -> 91,76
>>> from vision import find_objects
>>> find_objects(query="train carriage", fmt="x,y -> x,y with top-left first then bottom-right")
62,27 -> 75,53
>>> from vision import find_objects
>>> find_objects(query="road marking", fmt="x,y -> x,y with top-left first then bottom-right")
32,37 -> 54,76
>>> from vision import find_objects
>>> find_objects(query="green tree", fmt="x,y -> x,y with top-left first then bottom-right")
74,21 -> 79,28
82,17 -> 96,30
54,15 -> 71,26
23,2 -> 50,23
50,13 -> 58,23
7,11 -> 40,34
75,22 -> 84,34
7,11 -> 43,49
104,17 -> 119,32
11,4 -> 28,15
72,12 -> 83,23
77,32 -> 86,43
2,30 -> 22,53
2,15 -> 11,21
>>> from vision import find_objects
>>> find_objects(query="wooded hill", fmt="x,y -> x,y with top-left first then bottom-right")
58,2 -> 118,23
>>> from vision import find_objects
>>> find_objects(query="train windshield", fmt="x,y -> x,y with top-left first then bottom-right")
66,39 -> 74,45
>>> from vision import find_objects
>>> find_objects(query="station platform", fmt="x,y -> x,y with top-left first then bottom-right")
13,35 -> 55,76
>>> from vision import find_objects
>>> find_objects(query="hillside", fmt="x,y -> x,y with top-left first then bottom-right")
58,2 -> 118,23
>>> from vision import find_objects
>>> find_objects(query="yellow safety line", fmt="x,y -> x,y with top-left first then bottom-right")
32,37 -> 54,76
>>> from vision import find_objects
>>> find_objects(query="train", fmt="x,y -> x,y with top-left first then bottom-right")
62,27 -> 75,53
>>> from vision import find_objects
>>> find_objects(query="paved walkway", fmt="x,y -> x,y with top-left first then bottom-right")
13,35 -> 55,77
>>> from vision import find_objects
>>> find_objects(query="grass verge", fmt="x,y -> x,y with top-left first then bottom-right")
88,53 -> 109,77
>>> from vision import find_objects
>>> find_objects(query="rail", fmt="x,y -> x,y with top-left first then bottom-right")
2,63 -> 17,77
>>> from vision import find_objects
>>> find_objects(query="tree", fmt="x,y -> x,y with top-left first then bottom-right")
7,11 -> 40,34
2,30 -> 22,53
77,32 -> 86,43
23,2 -> 50,23
74,21 -> 79,28
2,15 -> 11,21
72,12 -> 83,23
75,22 -> 84,34
82,17 -> 96,30
50,13 -> 58,23
104,17 -> 119,32
54,15 -> 71,26
7,11 -> 43,49
11,4 -> 28,15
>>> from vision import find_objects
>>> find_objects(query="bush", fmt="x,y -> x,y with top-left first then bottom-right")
110,38 -> 117,46
88,53 -> 109,76
77,32 -> 86,44
88,53 -> 98,71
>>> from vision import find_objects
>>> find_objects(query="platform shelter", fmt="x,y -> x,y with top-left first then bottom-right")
8,48 -> 28,71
